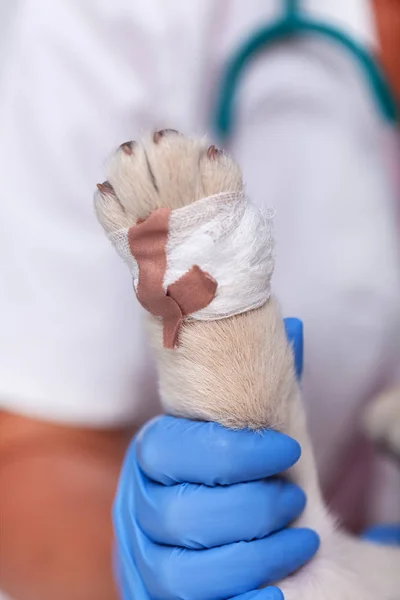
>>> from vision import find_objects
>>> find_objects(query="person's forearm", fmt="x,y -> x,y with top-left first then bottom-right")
0,410 -> 133,600
372,0 -> 400,104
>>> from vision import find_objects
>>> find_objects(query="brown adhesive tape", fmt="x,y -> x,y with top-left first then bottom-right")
128,209 -> 217,349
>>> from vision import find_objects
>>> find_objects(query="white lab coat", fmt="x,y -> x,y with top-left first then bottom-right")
0,2 -> 399,596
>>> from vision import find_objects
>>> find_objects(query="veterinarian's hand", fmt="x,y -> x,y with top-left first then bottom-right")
113,413 -> 318,600
284,317 -> 304,379
113,316 -> 314,600
363,523 -> 400,546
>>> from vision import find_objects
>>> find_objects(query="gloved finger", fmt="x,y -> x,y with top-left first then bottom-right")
114,554 -> 283,600
114,476 -> 290,600
284,317 -> 303,380
132,525 -> 319,600
362,523 -> 400,546
113,452 -> 317,600
135,462 -> 306,548
112,471 -> 148,600
113,546 -> 148,600
136,416 -> 301,486
231,588 -> 284,600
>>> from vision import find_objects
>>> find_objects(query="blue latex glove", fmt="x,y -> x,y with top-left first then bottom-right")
284,317 -> 304,380
113,318 -> 318,600
362,524 -> 400,546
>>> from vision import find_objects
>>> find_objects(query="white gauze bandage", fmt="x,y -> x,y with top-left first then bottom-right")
108,192 -> 275,321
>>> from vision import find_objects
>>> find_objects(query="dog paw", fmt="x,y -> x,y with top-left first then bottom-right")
94,130 -> 242,232
363,387 -> 400,460
279,555 -> 376,600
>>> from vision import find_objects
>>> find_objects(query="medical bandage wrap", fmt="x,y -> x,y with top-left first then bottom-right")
108,192 -> 275,347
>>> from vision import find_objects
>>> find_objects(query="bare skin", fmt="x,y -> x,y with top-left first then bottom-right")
373,0 -> 400,104
0,410 -> 133,600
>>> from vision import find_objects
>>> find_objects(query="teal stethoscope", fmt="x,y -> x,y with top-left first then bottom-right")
214,0 -> 398,142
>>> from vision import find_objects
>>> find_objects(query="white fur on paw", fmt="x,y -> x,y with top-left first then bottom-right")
279,536 -> 400,600
363,387 -> 400,459
94,129 -> 243,232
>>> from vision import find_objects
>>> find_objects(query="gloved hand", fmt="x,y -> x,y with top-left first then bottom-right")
113,318 -> 319,600
362,524 -> 400,546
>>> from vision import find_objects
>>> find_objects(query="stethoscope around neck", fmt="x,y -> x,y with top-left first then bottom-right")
213,0 -> 398,143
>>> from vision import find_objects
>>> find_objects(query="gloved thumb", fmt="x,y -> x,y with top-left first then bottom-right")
232,587 -> 284,599
284,317 -> 304,380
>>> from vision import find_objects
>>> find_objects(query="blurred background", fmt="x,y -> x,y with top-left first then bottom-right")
0,1 -> 399,599
0,2 -> 17,73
